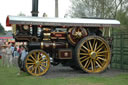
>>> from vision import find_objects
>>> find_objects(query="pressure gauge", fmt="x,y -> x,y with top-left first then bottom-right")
23,25 -> 29,30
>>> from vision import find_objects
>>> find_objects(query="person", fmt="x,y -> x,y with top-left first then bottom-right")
6,44 -> 13,67
20,45 -> 27,62
13,45 -> 20,66
1,45 -> 7,67
11,43 -> 15,57
17,45 -> 27,75
18,45 -> 22,56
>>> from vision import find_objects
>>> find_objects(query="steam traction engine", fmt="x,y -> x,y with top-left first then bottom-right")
6,16 -> 120,76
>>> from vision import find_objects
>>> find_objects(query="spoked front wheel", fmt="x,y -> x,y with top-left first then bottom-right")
76,36 -> 111,73
24,50 -> 50,76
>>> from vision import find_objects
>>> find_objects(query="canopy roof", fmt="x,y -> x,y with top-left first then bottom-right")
6,16 -> 120,27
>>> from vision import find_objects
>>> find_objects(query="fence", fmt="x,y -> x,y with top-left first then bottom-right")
111,33 -> 128,70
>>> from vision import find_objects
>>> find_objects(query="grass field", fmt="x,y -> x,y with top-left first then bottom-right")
0,60 -> 128,85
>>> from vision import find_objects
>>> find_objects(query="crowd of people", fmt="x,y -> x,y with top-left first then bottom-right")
0,42 -> 27,68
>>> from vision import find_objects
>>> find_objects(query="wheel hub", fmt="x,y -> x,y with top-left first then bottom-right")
74,32 -> 82,38
35,61 -> 40,66
90,52 -> 97,59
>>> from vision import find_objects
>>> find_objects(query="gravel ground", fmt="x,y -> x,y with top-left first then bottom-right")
41,64 -> 128,79
12,58 -> 128,78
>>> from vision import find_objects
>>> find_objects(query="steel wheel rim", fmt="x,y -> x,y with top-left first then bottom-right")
77,36 -> 111,73
25,50 -> 50,76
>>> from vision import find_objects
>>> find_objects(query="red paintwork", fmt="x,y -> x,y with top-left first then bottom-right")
0,55 -> 2,59
0,37 -> 13,39
6,16 -> 11,26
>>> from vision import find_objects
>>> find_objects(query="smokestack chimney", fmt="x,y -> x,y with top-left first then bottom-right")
31,0 -> 39,16
31,0 -> 39,36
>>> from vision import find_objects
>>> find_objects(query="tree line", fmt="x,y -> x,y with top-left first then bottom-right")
0,23 -> 5,35
69,0 -> 128,33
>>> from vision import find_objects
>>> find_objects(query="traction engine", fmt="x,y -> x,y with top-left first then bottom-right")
6,16 -> 120,76
6,0 -> 120,76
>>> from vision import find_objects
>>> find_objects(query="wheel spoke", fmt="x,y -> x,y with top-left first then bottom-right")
39,54 -> 44,60
96,43 -> 104,51
97,57 -> 107,61
33,52 -> 37,58
80,53 -> 89,56
34,52 -> 36,55
94,42 -> 98,51
81,57 -> 90,63
86,59 -> 91,68
96,61 -> 102,68
97,51 -> 108,54
84,59 -> 89,67
28,65 -> 33,69
86,41 -> 90,49
38,66 -> 40,74
80,48 -> 87,53
37,52 -> 40,61
89,41 -> 93,51
97,59 -> 103,67
40,57 -> 47,62
93,59 -> 96,70
82,45 -> 90,52
31,66 -> 35,72
40,64 -> 46,68
34,67 -> 37,74
97,45 -> 104,52
40,66 -> 44,71
39,57 -> 42,61
96,54 -> 106,57
80,56 -> 88,60
40,61 -> 47,64
27,58 -> 34,62
26,63 -> 35,65
30,54 -> 36,61
93,39 -> 96,50
90,59 -> 94,71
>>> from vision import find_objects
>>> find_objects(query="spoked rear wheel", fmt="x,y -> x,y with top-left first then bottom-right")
24,50 -> 50,76
76,36 -> 111,73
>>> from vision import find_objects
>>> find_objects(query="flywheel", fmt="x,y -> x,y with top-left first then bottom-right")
67,27 -> 88,45
75,36 -> 111,73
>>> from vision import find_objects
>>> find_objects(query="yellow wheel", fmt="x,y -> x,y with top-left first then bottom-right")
76,36 -> 111,73
24,50 -> 50,76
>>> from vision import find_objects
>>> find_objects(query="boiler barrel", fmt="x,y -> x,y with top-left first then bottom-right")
28,42 -> 68,50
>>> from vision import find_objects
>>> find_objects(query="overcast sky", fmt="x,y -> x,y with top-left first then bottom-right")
0,0 -> 71,30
